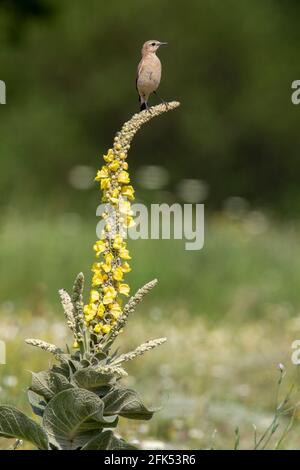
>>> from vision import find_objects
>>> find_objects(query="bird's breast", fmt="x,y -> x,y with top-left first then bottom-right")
137,54 -> 162,93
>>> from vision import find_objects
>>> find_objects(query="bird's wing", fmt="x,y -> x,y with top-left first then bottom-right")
136,58 -> 144,91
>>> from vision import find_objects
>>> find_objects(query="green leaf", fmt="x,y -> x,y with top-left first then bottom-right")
30,370 -> 73,401
43,388 -> 118,450
73,367 -> 115,391
103,388 -> 156,420
0,405 -> 48,449
52,362 -> 72,378
82,430 -> 137,450
27,390 -> 47,417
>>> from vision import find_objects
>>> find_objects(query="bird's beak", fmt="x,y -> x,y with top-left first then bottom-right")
159,42 -> 168,46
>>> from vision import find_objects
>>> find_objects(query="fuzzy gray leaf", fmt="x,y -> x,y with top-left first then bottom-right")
30,370 -> 73,401
52,362 -> 71,379
73,367 -> 115,391
43,388 -> 118,450
0,405 -> 48,449
103,388 -> 156,420
27,390 -> 47,417
82,430 -> 137,450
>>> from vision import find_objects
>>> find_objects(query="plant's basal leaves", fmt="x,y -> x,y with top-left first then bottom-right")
0,405 -> 48,449
30,370 -> 73,401
27,390 -> 47,417
52,362 -> 72,379
103,388 -> 156,420
73,367 -> 115,391
43,388 -> 117,450
82,430 -> 137,450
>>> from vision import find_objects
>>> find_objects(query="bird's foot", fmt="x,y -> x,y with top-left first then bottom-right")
154,91 -> 168,109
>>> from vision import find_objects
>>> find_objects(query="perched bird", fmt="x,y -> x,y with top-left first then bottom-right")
136,40 -> 167,111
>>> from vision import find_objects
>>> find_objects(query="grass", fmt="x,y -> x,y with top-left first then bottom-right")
1,212 -> 300,449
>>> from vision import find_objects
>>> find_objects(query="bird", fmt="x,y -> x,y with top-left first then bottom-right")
136,40 -> 168,111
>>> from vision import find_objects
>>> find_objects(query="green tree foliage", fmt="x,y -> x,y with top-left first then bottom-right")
1,0 -> 300,214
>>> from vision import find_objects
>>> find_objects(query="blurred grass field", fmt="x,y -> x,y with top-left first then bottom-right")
1,212 -> 300,449
2,0 -> 300,452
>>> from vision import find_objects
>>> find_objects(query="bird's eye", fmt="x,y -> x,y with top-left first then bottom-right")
151,42 -> 156,46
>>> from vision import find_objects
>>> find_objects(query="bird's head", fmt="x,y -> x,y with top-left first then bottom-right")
142,40 -> 168,55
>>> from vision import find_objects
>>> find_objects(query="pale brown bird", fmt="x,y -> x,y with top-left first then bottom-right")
136,40 -> 168,111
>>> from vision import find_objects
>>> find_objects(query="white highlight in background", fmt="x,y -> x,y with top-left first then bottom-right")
0,340 -> 6,364
0,80 -> 6,104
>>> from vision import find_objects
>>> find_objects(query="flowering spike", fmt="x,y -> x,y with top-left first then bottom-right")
25,338 -> 64,358
58,289 -> 76,333
111,338 -> 167,365
84,102 -> 180,344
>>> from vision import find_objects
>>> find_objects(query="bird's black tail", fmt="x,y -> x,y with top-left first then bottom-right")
140,102 -> 147,111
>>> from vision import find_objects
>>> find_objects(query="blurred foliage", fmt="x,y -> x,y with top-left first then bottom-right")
1,213 -> 300,320
0,0 -> 54,42
1,275 -> 300,450
0,0 -> 300,215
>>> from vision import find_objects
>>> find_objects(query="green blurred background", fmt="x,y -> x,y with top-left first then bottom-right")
1,0 -> 300,450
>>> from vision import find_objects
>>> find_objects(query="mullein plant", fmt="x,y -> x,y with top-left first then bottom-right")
0,102 -> 180,450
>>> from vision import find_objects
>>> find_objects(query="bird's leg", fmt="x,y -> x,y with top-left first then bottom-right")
145,101 -> 152,113
154,91 -> 168,109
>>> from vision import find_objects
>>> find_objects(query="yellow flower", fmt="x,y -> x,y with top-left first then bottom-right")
97,303 -> 105,317
123,215 -> 135,228
90,289 -> 100,303
112,235 -> 124,250
109,197 -> 119,204
109,188 -> 120,204
83,304 -> 97,316
119,200 -> 133,215
118,283 -> 130,296
92,262 -> 101,272
109,302 -> 122,318
95,167 -> 109,180
94,324 -> 102,333
103,149 -> 114,162
100,262 -> 111,273
102,324 -> 111,334
118,171 -> 130,184
121,185 -> 135,200
109,160 -> 120,172
73,341 -> 79,349
103,285 -> 117,295
84,303 -> 97,321
113,266 -> 124,281
121,262 -> 131,273
103,286 -> 117,304
85,313 -> 95,322
119,152 -> 126,159
122,162 -> 128,170
93,240 -> 106,255
92,271 -> 107,287
100,178 -> 111,190
119,246 -> 131,260
114,143 -> 121,151
105,253 -> 114,265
